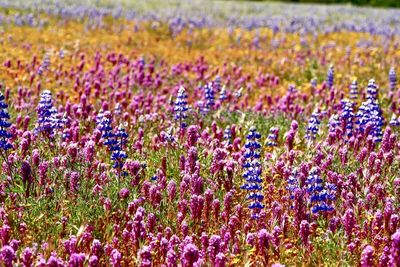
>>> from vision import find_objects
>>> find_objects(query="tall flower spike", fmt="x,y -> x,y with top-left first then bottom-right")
366,79 -> 378,100
349,79 -> 358,99
0,92 -> 12,152
37,52 -> 50,76
286,168 -> 299,203
202,82 -> 215,114
329,114 -> 340,133
340,99 -> 355,139
35,90 -> 62,137
223,126 -> 232,144
355,79 -> 384,142
214,75 -> 222,92
267,127 -> 279,147
306,167 -> 335,214
310,78 -> 317,88
389,114 -> 400,127
98,111 -> 115,149
219,85 -> 227,101
174,86 -> 189,128
240,126 -> 264,219
326,65 -> 334,88
389,67 -> 397,91
111,125 -> 128,171
305,111 -> 320,141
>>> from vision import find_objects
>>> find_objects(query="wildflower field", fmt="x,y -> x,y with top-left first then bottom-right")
0,0 -> 400,266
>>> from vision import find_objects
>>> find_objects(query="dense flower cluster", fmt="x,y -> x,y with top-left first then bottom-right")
0,1 -> 399,266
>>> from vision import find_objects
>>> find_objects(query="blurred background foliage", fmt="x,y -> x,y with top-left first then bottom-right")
240,0 -> 400,8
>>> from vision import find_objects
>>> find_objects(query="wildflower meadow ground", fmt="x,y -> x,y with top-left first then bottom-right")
0,0 -> 399,266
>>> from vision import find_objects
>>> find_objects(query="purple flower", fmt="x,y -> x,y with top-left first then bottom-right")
110,249 -> 122,267
182,243 -> 199,267
0,246 -> 15,267
119,188 -> 130,199
360,245 -> 375,267
390,231 -> 400,266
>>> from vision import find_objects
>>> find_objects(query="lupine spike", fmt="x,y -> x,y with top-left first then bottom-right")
389,114 -> 400,127
355,79 -> 384,142
326,65 -> 334,88
240,126 -> 264,219
35,90 -> 64,137
174,86 -> 189,128
389,67 -> 397,90
349,79 -> 358,99
0,92 -> 12,152
340,99 -> 355,139
219,85 -> 227,101
306,167 -> 335,214
202,82 -> 215,114
267,127 -> 279,147
305,111 -> 320,141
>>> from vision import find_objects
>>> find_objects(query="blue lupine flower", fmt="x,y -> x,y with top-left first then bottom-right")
366,79 -> 378,100
174,86 -> 189,128
326,65 -> 334,88
266,127 -> 279,147
355,79 -> 383,143
97,111 -> 115,149
234,87 -> 243,100
310,78 -> 317,88
305,111 -> 320,141
114,103 -> 122,115
35,90 -> 65,137
389,67 -> 397,90
349,79 -> 358,99
37,52 -> 50,76
306,167 -> 335,214
286,168 -> 299,201
288,84 -> 298,94
0,92 -> 12,152
214,75 -> 222,92
340,99 -> 355,139
219,85 -> 227,101
110,125 -> 128,170
389,114 -> 400,127
223,126 -> 231,143
328,114 -> 340,133
202,82 -> 215,114
240,126 -> 264,218
59,49 -> 65,59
